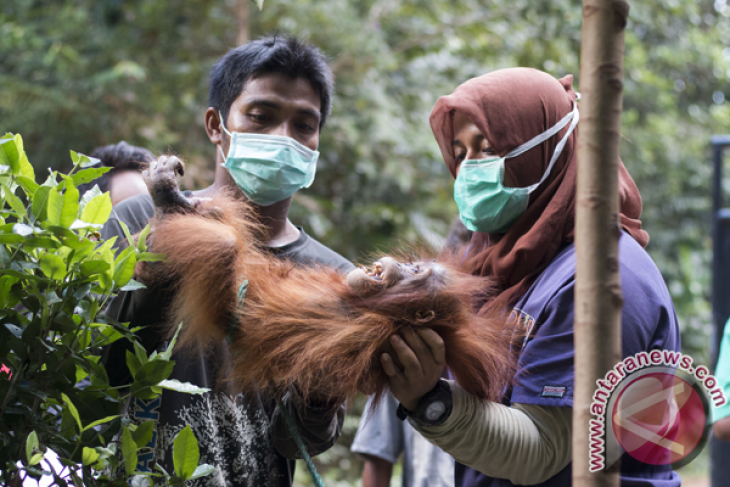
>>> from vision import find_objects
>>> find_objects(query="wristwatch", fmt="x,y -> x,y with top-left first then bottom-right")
396,379 -> 453,427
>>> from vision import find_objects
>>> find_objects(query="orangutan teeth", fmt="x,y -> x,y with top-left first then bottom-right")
363,262 -> 384,281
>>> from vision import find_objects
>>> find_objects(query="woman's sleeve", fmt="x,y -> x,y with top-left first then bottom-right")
414,381 -> 572,485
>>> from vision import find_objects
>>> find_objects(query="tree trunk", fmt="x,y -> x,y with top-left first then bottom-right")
236,0 -> 250,46
573,0 -> 629,486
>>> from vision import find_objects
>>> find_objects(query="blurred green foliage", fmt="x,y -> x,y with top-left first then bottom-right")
2,0 -> 729,483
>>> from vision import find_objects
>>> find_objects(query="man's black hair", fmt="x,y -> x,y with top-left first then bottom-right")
208,35 -> 334,130
77,141 -> 154,197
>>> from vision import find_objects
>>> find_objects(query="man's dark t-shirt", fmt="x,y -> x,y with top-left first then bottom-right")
101,193 -> 354,487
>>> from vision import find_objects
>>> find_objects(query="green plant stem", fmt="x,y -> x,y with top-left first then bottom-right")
0,361 -> 24,421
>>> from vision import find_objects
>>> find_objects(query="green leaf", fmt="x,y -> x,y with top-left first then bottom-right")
82,447 -> 100,466
0,234 -> 23,244
1,182 -> 27,219
113,246 -> 136,287
18,151 -> 34,180
133,340 -> 148,366
46,188 -> 63,225
173,425 -> 199,480
78,184 -> 102,214
121,427 -> 138,476
65,237 -> 95,256
119,220 -> 134,248
13,134 -> 23,157
255,0 -> 265,9
42,225 -> 73,238
158,379 -> 210,395
26,430 -> 39,461
132,420 -> 155,448
16,175 -> 39,196
137,252 -> 166,263
130,383 -> 163,400
137,224 -> 151,252
61,393 -> 83,433
24,237 -> 61,249
0,140 -> 10,173
189,464 -> 217,480
70,150 -> 80,166
41,173 -> 57,187
79,259 -> 110,277
1,135 -> 20,175
82,415 -> 120,432
126,350 -> 142,377
29,453 -> 44,466
159,322 -> 182,361
40,253 -> 66,280
120,279 -> 146,291
60,179 -> 79,228
79,154 -> 101,168
71,167 -> 111,187
134,360 -> 175,386
32,186 -> 51,220
80,193 -> 112,225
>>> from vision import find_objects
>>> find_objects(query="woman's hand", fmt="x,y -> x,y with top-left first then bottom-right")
381,327 -> 445,412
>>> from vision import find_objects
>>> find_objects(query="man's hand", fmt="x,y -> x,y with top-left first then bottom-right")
381,327 -> 445,412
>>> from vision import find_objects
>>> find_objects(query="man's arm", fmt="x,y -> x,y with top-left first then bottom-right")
361,455 -> 393,487
270,388 -> 345,459
351,392 -> 404,487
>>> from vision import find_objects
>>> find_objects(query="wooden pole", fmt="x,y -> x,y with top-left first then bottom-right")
573,0 -> 629,485
236,0 -> 250,46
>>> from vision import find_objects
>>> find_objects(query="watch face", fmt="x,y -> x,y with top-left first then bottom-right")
425,401 -> 446,421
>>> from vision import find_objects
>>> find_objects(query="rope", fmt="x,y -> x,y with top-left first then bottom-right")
229,279 -> 325,487
277,399 -> 327,487
226,279 -> 248,343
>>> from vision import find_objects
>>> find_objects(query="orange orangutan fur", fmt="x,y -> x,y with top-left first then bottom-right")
141,190 -> 515,404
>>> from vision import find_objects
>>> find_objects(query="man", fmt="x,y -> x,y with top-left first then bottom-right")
77,141 -> 152,205
101,35 -> 353,486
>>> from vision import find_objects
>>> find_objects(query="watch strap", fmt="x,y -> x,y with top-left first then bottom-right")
395,379 -> 453,427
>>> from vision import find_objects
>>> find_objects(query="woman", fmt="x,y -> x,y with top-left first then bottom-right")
380,68 -> 681,486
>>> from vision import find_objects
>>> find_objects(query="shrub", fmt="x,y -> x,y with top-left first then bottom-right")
0,133 -> 213,487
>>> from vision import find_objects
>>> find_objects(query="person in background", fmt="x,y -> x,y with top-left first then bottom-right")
76,141 -> 152,205
352,391 -> 454,487
713,318 -> 730,441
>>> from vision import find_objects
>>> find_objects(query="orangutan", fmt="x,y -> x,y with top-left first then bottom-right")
138,156 -> 514,404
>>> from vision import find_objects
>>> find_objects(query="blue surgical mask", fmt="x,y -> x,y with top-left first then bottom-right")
454,100 -> 580,233
219,113 -> 319,206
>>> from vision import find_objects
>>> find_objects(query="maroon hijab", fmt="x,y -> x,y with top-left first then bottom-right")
430,68 -> 649,309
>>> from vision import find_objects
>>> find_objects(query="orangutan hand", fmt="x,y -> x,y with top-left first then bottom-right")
381,327 -> 445,412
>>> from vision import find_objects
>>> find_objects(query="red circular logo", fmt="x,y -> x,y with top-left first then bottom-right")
611,372 -> 707,466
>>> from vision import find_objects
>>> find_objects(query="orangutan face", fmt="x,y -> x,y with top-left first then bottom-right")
346,256 -> 449,297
